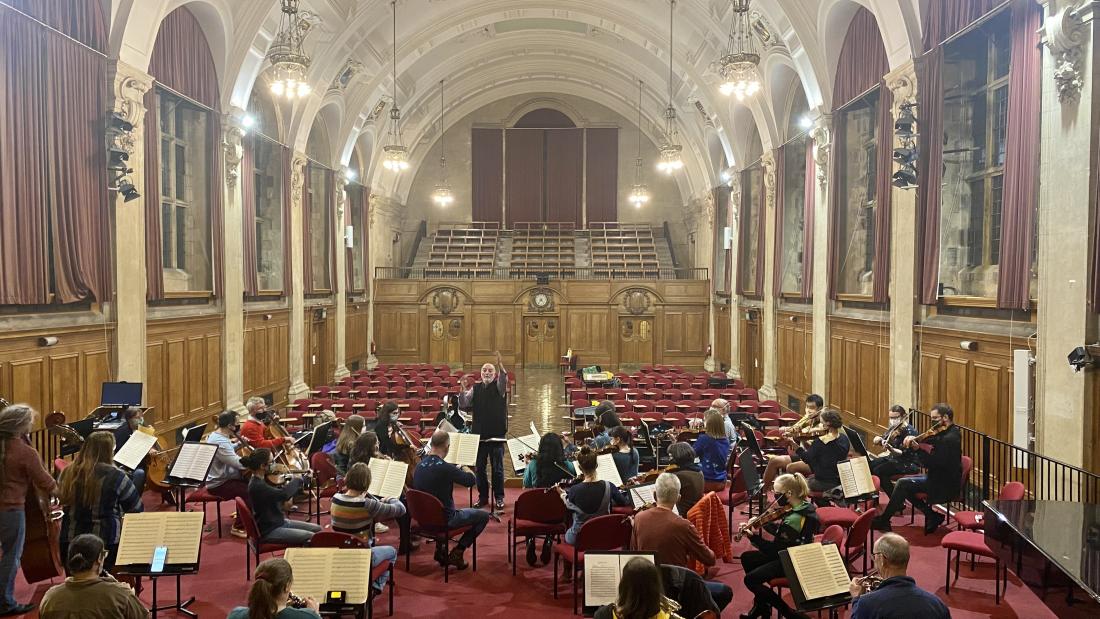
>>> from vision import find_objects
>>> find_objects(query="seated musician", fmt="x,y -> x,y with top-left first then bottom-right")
710,398 -> 737,442
592,404 -> 621,449
329,463 -> 400,593
868,405 -> 919,495
57,431 -> 143,571
240,397 -> 294,450
332,414 -> 365,474
372,401 -> 401,458
609,426 -> 640,482
39,534 -> 147,619
761,394 -> 824,487
348,431 -> 386,469
411,431 -> 490,570
592,557 -> 676,619
111,406 -> 155,494
762,407 -> 848,492
206,410 -> 253,538
229,557 -> 321,619
848,533 -> 950,619
667,442 -> 703,517
522,432 -> 575,489
872,403 -> 961,534
560,446 -> 630,547
240,449 -> 322,545
0,404 -> 58,617
739,472 -> 818,619
630,473 -> 733,612
692,411 -> 731,493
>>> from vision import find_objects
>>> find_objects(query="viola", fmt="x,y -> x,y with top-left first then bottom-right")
734,500 -> 794,542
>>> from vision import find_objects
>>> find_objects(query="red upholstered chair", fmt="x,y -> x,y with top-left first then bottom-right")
756,411 -> 782,430
53,458 -> 69,475
815,506 -> 860,534
909,455 -> 973,527
508,489 -> 568,575
842,509 -> 877,574
739,388 -> 759,401
818,524 -> 846,547
186,486 -> 231,537
405,489 -> 477,582
941,530 -> 1005,604
724,467 -> 749,534
777,411 -> 802,427
235,497 -> 297,580
571,399 -> 591,412
663,412 -> 687,428
310,451 -> 341,523
758,400 -> 782,414
553,514 -> 634,614
955,481 -> 1025,531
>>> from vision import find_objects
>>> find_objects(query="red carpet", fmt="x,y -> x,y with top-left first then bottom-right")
14,488 -> 1058,618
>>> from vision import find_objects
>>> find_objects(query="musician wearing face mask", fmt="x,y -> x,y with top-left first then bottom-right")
241,449 -> 321,545
111,407 -> 156,494
240,397 -> 294,451
847,533 -> 949,619
868,406 -> 919,495
760,394 -> 823,489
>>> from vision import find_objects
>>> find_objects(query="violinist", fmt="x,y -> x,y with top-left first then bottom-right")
57,431 -> 143,572
692,411 -> 731,493
458,350 -> 509,511
229,557 -> 321,619
630,473 -> 733,612
872,404 -> 961,534
0,404 -> 57,617
372,401 -> 401,458
333,414 -> 365,474
608,426 -> 640,482
348,431 -> 386,469
38,534 -> 147,619
241,449 -> 321,545
561,447 -> 630,546
412,431 -> 489,570
591,403 -> 621,450
760,394 -> 823,489
711,398 -> 737,442
739,473 -> 818,619
111,407 -> 155,495
522,432 -> 575,489
667,442 -> 702,517
868,405 -> 919,495
241,397 -> 294,450
205,410 -> 253,538
848,533 -> 949,619
773,409 -> 849,494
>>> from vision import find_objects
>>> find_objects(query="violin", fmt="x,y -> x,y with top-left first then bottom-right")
785,426 -> 828,443
734,500 -> 794,541
871,411 -> 912,459
910,420 -> 945,444
782,411 -> 820,436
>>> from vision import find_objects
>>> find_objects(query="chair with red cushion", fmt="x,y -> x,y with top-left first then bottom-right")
739,388 -> 759,401
309,451 -> 341,523
724,467 -> 749,533
53,458 -> 69,475
553,514 -> 634,614
842,509 -> 877,574
663,411 -> 687,428
908,455 -> 973,527
941,530 -> 1005,604
508,489 -> 568,575
235,497 -> 297,580
405,489 -> 477,582
571,399 -> 591,412
818,524 -> 846,546
815,506 -> 860,534
955,481 -> 1025,531
758,400 -> 782,414
186,486 -> 231,538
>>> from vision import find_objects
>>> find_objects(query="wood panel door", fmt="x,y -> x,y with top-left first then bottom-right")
619,317 -> 654,366
308,318 -> 327,388
740,313 -> 763,390
523,317 -> 560,368
429,318 -> 464,365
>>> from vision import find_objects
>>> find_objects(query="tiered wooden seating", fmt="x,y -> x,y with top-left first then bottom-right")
425,223 -> 500,278
588,223 -> 661,277
510,222 -> 576,277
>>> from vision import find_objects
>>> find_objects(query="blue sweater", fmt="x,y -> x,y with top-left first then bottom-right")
692,434 -> 730,482
850,576 -> 950,619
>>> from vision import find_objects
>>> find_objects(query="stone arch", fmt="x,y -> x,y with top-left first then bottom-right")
502,97 -> 588,128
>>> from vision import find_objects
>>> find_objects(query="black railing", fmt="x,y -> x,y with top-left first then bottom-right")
907,409 -> 1100,509
374,266 -> 709,281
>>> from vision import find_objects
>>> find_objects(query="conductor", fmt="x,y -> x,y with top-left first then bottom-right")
459,350 -> 509,512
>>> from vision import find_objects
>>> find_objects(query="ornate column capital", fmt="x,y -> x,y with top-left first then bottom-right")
761,151 -> 776,207
702,191 -> 715,228
885,61 -> 919,115
728,171 -> 742,219
291,152 -> 308,207
809,117 -> 832,187
223,108 -> 246,188
1045,2 -> 1090,103
107,61 -> 153,158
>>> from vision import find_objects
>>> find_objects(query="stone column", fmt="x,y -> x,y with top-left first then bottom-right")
287,152 -> 310,400
758,150 -> 779,400
106,61 -> 152,385
700,193 -> 717,371
726,174 -> 743,380
885,61 -> 920,409
333,183 -> 350,380
221,112 -> 247,412
1035,0 -> 1096,468
809,116 -> 832,397
364,195 -> 379,369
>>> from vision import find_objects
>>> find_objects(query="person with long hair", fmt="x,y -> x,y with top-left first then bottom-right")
241,449 -> 321,545
38,534 -> 147,619
0,404 -> 57,616
767,409 -> 850,493
592,404 -> 622,449
57,431 -> 143,571
592,557 -> 673,619
560,446 -> 630,546
111,406 -> 155,495
348,431 -> 385,470
608,426 -> 640,482
372,401 -> 400,458
332,414 -> 365,474
522,432 -> 575,489
329,463 -> 400,593
228,557 -> 320,618
693,410 -> 731,492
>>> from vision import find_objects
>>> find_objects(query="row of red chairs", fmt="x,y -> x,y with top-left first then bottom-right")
309,384 -> 459,399
572,398 -> 783,416
564,375 -> 743,390
289,397 -> 443,418
568,387 -> 758,403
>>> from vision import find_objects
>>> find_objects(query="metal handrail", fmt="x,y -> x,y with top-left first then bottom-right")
374,266 -> 709,281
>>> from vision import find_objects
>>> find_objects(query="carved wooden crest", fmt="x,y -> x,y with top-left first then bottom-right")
621,289 -> 653,315
431,288 -> 461,315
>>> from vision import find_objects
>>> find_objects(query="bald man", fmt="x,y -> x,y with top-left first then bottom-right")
459,350 -> 509,511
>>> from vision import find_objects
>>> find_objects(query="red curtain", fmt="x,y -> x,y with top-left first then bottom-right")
505,130 -> 544,226
755,169 -> 766,296
242,135 -> 258,297
772,146 -> 785,296
917,49 -> 944,305
326,169 -> 337,292
345,185 -> 368,292
737,168 -> 765,298
921,0 -> 1004,52
471,128 -> 503,223
801,139 -> 815,299
209,114 -> 225,297
142,88 -> 163,300
585,128 -> 619,224
996,0 -> 1042,310
545,129 -> 583,225
832,8 -> 890,111
2,0 -> 107,51
147,7 -> 218,110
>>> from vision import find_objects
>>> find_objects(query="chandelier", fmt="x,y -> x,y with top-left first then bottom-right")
657,0 -> 683,175
266,0 -> 312,100
382,1 -> 409,173
717,0 -> 761,101
432,80 -> 454,206
628,79 -> 651,207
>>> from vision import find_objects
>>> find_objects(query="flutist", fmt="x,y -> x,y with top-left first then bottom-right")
868,405 -> 919,495
848,533 -> 949,619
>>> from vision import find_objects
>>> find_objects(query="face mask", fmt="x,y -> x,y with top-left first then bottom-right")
888,418 -> 901,428
776,493 -> 789,506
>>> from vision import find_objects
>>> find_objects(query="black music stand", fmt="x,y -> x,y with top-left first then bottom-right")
738,448 -> 766,516
164,442 -> 217,512
114,514 -> 203,618
845,426 -> 869,457
306,421 -> 331,456
738,422 -> 765,462
180,424 -> 205,444
778,549 -> 853,619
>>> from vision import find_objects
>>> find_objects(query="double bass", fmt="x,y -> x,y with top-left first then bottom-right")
14,414 -> 65,584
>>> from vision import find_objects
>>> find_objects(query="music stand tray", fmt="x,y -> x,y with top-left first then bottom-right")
845,426 -> 869,457
306,421 -> 331,456
778,549 -> 852,619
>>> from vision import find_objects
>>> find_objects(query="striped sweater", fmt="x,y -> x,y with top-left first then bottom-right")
330,491 -> 406,536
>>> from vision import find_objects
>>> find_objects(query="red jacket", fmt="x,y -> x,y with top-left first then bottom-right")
239,418 -> 286,450
685,491 -> 732,574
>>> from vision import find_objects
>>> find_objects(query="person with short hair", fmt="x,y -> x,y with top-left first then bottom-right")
205,410 -> 253,538
228,557 -> 321,618
411,431 -> 490,570
608,426 -> 640,482
111,406 -> 155,494
240,397 -> 293,450
630,474 -> 732,612
328,463 -> 399,593
848,533 -> 950,619
711,398 -> 738,442
667,442 -> 703,517
38,534 -> 148,619
693,410 -> 731,492
593,557 -> 675,619
761,395 -> 825,489
458,351 -> 509,511
868,405 -> 920,495
776,409 -> 850,493
240,449 -> 322,545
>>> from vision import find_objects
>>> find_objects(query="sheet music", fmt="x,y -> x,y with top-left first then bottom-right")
284,548 -> 373,605
584,554 -> 654,607
530,421 -> 540,437
629,484 -> 656,509
367,459 -> 408,499
115,512 -> 204,567
169,442 -> 218,482
506,432 -> 541,474
445,432 -> 480,466
786,543 -> 850,600
113,431 -> 157,471
596,453 -> 624,488
838,457 -> 875,498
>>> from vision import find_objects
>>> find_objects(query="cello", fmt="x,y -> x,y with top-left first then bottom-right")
390,419 -> 422,486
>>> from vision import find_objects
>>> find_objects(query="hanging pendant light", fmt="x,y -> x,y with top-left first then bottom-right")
382,1 -> 409,173
716,0 -> 762,101
657,0 -> 683,175
266,0 -> 313,100
628,79 -> 651,208
432,80 -> 454,206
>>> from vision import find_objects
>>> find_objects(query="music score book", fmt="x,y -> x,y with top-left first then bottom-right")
837,456 -> 876,498
595,453 -> 624,488
584,552 -> 656,608
783,542 -> 851,601
367,459 -> 408,499
115,512 -> 204,567
628,484 -> 656,509
506,432 -> 540,474
114,431 -> 158,471
445,432 -> 481,466
284,548 -> 373,605
168,441 -> 218,483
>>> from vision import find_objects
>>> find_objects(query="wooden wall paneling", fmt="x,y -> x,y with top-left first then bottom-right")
714,304 -> 731,371
660,306 -> 706,367
346,303 -> 369,368
146,317 -> 223,438
372,306 -> 421,363
776,311 -> 812,408
564,307 -> 612,366
827,317 -> 889,429
469,308 -> 516,362
244,310 -> 290,405
739,311 -> 763,389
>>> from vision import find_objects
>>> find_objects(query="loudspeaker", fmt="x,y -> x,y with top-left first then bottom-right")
535,273 -> 550,285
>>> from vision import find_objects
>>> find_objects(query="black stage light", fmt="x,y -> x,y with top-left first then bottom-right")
892,165 -> 918,188
109,112 -> 134,132
1068,346 -> 1094,372
893,146 -> 917,165
118,179 -> 140,202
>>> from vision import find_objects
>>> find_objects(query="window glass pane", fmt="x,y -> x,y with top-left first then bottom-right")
780,138 -> 808,295
160,139 -> 171,195
739,166 -> 762,294
174,144 -> 186,200
254,137 -> 284,291
309,166 -> 331,290
161,204 -> 172,266
835,90 -> 879,295
175,207 -> 187,269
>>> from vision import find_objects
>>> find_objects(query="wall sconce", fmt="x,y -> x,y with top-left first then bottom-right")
959,340 -> 978,351
39,336 -> 59,347
262,314 -> 273,321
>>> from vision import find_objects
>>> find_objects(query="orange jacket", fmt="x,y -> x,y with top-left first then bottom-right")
685,491 -> 732,574
239,418 -> 286,450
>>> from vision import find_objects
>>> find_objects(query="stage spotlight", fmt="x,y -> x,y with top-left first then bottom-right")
1068,346 -> 1095,372
893,146 -> 917,165
894,104 -> 917,138
109,112 -> 133,132
892,165 -> 917,188
118,178 -> 140,202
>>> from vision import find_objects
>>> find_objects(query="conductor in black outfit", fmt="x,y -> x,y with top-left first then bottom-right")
459,350 -> 509,511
